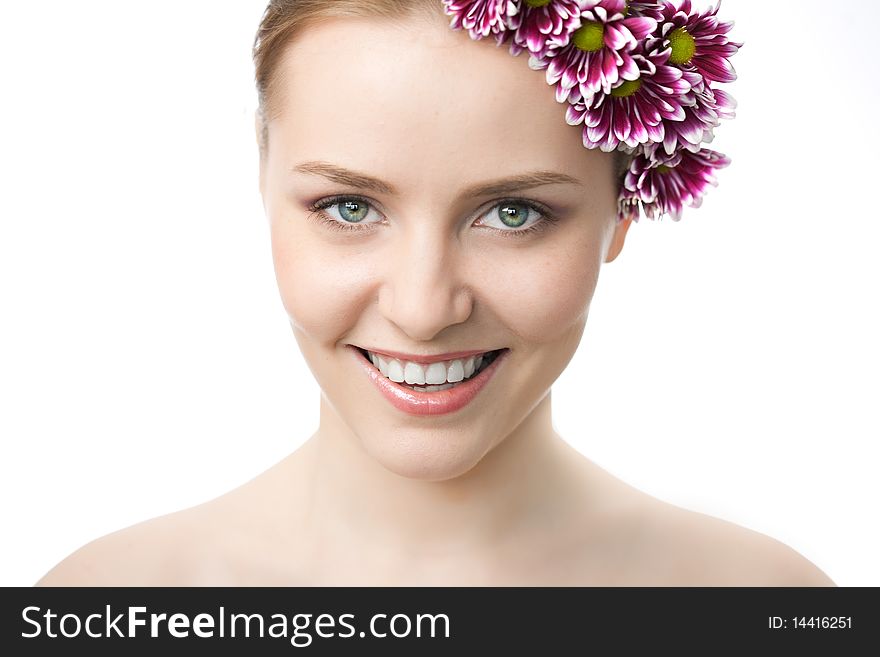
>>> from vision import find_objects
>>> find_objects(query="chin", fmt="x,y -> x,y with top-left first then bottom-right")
358,427 -> 491,482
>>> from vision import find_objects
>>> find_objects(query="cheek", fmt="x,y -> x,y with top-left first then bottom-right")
270,221 -> 372,342
482,236 -> 603,345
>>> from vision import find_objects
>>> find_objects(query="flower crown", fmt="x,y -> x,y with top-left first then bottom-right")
441,0 -> 741,222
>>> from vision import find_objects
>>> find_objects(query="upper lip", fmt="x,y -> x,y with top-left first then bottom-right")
352,345 -> 502,365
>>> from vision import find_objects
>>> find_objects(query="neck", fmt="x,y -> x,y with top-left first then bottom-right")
299,391 -> 584,562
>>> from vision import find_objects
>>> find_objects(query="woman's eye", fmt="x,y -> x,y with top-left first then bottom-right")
477,201 -> 548,233
307,195 -> 555,237
480,199 -> 557,237
313,197 -> 383,226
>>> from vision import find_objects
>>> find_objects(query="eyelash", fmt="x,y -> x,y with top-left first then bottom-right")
305,194 -> 559,239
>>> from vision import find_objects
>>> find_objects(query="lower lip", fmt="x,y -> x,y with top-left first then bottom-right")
348,346 -> 509,416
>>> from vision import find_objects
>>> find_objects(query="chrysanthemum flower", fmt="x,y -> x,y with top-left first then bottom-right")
653,68 -> 736,154
444,0 -> 740,224
656,0 -> 741,83
565,41 -> 690,152
620,146 -> 731,220
627,1 -> 665,21
505,0 -> 583,59
529,0 -> 657,103
441,0 -> 516,40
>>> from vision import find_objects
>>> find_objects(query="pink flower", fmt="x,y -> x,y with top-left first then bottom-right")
655,67 -> 736,154
529,0 -> 657,103
627,1 -> 665,21
505,0 -> 583,59
565,41 -> 690,152
443,0 -> 742,223
441,0 -> 516,40
657,0 -> 741,83
620,146 -> 731,221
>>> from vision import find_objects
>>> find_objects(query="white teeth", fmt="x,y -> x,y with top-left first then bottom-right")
365,349 -> 493,386
425,361 -> 448,385
404,361 -> 426,385
386,359 -> 405,383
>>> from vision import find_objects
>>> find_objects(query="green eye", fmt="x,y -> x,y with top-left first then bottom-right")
497,203 -> 530,228
338,200 -> 369,223
307,194 -> 382,232
308,195 -> 556,239
478,198 -> 558,238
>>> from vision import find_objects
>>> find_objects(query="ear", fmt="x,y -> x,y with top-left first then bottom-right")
604,216 -> 632,263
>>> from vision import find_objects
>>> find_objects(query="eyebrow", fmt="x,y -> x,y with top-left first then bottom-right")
290,161 -> 583,198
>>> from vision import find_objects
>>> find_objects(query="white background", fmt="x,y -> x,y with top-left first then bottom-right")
1,1 -> 877,586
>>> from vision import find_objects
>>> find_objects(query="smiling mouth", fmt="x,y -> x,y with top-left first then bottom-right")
355,346 -> 506,392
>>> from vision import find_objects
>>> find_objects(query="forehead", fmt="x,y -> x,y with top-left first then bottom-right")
268,16 -> 609,192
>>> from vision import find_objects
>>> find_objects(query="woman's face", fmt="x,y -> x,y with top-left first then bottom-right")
259,15 -> 631,481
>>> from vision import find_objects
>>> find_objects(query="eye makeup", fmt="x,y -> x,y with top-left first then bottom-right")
305,194 -> 561,239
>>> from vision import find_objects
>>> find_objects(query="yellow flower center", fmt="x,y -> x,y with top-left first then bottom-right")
524,0 -> 552,7
610,79 -> 642,97
668,27 -> 696,65
572,22 -> 605,52
656,165 -> 673,174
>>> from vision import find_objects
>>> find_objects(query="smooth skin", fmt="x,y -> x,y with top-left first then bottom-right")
37,12 -> 834,586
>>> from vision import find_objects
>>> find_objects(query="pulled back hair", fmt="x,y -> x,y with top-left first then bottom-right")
251,0 -> 630,179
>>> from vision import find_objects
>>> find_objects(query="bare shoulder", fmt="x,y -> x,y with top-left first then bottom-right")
640,501 -> 837,587
34,503 -> 234,587
34,458 -> 305,587
567,457 -> 835,586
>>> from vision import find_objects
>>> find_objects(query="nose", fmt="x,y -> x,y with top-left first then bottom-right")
377,224 -> 473,342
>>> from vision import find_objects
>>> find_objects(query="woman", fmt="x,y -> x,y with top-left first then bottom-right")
37,0 -> 834,586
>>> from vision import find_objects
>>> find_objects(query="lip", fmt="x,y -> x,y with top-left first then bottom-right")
354,346 -> 493,365
347,345 -> 509,416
